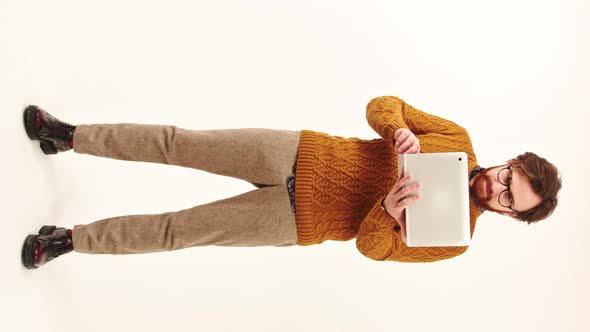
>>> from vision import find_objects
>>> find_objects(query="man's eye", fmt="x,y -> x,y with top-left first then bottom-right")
507,193 -> 514,204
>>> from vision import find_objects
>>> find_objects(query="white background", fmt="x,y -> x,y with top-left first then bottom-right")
1,1 -> 588,331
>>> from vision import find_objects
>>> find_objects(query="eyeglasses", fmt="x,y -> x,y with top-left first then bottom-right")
497,166 -> 517,212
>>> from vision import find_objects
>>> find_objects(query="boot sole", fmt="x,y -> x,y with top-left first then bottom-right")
23,106 -> 40,140
23,106 -> 58,155
22,234 -> 39,270
21,226 -> 57,270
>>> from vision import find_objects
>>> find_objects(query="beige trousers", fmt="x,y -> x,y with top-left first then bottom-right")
71,124 -> 300,254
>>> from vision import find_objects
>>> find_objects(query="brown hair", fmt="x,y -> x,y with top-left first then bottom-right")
511,152 -> 562,223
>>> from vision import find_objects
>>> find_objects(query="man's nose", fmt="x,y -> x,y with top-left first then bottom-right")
490,180 -> 506,196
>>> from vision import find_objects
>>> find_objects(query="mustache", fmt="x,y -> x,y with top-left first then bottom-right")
485,177 -> 492,200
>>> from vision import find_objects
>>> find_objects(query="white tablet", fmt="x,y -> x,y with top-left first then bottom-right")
398,152 -> 470,247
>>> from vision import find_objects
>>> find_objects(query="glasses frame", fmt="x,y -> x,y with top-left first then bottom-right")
497,165 -> 519,213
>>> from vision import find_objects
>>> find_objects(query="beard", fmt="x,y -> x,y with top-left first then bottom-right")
470,169 -> 500,212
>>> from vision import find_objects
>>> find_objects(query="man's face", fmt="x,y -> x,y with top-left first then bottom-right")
470,163 -> 542,218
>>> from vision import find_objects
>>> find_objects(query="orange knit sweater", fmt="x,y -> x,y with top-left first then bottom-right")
294,96 -> 483,262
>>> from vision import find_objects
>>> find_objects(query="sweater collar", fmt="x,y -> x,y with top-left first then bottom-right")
469,166 -> 486,212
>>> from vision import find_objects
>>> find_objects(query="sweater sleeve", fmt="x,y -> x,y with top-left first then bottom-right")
355,200 -> 469,263
366,96 -> 467,143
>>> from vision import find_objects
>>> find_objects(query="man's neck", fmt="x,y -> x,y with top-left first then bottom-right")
469,166 -> 486,212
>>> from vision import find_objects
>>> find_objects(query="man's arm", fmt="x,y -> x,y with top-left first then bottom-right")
356,193 -> 469,263
366,96 -> 467,144
356,174 -> 467,262
358,96 -> 471,262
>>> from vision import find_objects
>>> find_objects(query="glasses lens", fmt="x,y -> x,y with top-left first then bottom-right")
499,190 -> 512,208
498,168 -> 510,186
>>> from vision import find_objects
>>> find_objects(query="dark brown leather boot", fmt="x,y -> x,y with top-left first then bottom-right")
23,105 -> 76,154
22,226 -> 74,269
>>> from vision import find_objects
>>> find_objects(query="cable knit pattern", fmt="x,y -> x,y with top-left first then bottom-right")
295,96 -> 484,262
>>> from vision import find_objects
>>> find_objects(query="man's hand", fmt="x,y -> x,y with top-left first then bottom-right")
382,173 -> 421,237
394,128 -> 420,154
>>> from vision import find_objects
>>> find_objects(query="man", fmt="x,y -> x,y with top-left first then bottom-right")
21,96 -> 561,268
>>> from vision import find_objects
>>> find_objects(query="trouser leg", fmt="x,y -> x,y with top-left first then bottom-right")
71,124 -> 301,253
72,185 -> 297,254
73,124 -> 300,186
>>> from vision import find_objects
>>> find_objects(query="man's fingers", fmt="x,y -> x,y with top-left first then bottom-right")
393,183 -> 420,202
395,130 -> 409,147
384,188 -> 420,221
400,130 -> 410,141
406,142 -> 420,154
394,128 -> 408,140
396,182 -> 420,198
397,194 -> 421,208
397,139 -> 413,154
394,138 -> 403,150
393,175 -> 412,193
